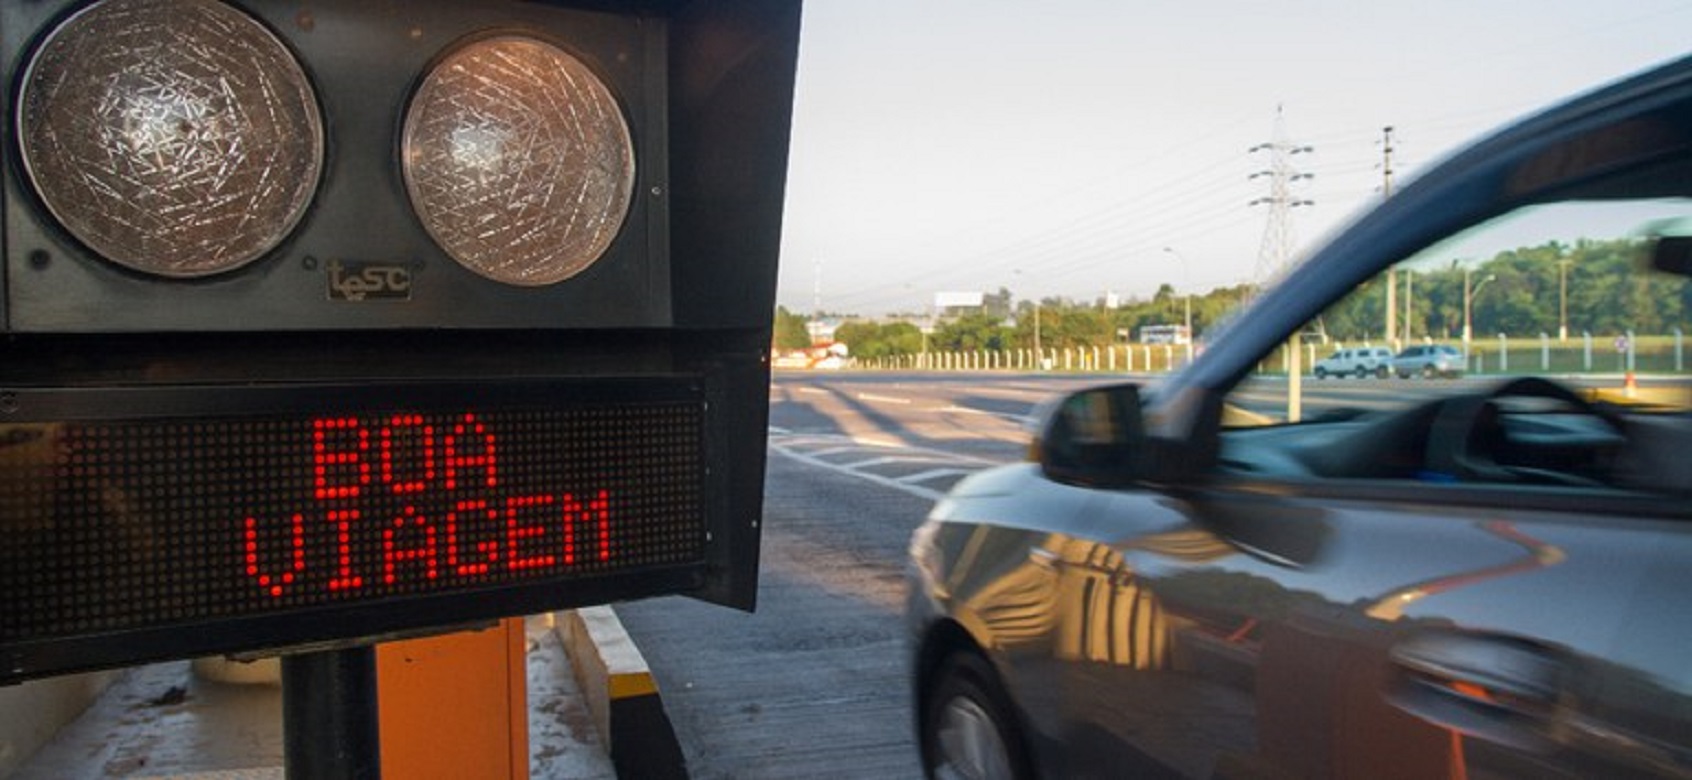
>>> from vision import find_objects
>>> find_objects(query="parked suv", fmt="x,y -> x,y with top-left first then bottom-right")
1391,344 -> 1462,378
1312,346 -> 1393,379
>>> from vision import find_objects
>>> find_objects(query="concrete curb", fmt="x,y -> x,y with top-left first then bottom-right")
555,607 -> 687,779
191,656 -> 281,685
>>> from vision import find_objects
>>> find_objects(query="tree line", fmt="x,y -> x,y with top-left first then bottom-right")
1321,237 -> 1688,342
776,237 -> 1692,358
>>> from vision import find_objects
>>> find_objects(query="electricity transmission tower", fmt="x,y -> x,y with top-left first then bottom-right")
1249,107 -> 1314,287
1249,108 -> 1315,424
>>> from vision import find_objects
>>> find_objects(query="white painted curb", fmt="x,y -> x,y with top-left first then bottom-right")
555,607 -> 685,778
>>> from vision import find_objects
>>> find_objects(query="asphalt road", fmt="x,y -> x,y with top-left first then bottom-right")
616,372 -> 1148,778
615,372 -> 1075,779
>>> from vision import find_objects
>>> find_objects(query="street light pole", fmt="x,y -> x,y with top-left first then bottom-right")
1033,301 -> 1043,370
1183,294 -> 1193,362
1404,270 -> 1414,344
1164,247 -> 1195,363
1558,258 -> 1570,342
1015,269 -> 1043,370
1463,268 -> 1472,347
1463,268 -> 1496,360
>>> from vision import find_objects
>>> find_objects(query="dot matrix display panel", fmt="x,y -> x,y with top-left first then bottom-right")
0,378 -> 711,678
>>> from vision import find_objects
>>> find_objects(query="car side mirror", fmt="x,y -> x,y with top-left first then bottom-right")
1034,383 -> 1147,488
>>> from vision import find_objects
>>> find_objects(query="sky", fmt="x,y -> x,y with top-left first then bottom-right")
774,0 -> 1692,317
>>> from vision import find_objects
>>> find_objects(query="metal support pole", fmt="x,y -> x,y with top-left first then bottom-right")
283,646 -> 382,780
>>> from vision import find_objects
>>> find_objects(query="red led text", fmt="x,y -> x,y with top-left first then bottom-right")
244,413 -> 613,599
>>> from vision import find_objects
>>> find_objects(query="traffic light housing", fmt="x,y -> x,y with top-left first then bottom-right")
0,0 -> 800,683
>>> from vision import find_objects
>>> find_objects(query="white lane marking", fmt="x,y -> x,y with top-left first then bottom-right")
896,468 -> 974,485
768,430 -> 1004,501
852,435 -> 906,448
840,455 -> 965,470
770,432 -> 1003,467
772,443 -> 948,502
805,446 -> 863,458
856,393 -> 912,404
941,404 -> 1032,423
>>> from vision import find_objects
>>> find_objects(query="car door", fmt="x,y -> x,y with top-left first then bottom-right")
1050,168 -> 1692,776
1068,482 -> 1690,777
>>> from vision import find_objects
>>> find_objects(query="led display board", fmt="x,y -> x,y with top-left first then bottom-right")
0,0 -> 800,682
1,378 -> 724,681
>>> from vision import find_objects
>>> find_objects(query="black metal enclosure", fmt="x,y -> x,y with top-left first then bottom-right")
0,0 -> 801,684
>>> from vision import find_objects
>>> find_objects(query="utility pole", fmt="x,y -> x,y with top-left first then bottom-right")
1558,257 -> 1571,341
1381,126 -> 1398,348
1163,246 -> 1196,364
1404,268 -> 1414,342
1250,107 -> 1313,423
809,259 -> 824,345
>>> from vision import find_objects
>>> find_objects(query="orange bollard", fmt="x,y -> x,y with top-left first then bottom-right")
378,618 -> 529,780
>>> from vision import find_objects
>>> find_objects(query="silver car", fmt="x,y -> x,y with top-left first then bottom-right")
1313,346 -> 1395,379
909,56 -> 1692,779
1393,344 -> 1464,379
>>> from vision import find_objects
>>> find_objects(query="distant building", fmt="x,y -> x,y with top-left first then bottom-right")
1138,324 -> 1191,344
806,318 -> 839,344
772,341 -> 850,371
933,291 -> 985,318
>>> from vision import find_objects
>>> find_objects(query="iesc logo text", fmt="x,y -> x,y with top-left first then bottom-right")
327,260 -> 413,301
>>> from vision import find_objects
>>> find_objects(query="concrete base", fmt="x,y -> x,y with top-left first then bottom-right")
191,657 -> 281,686
0,671 -> 118,777
556,607 -> 687,779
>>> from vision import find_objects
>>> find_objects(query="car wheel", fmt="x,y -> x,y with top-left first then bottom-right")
921,652 -> 1031,780
1355,366 -> 1369,379
1421,364 -> 1436,379
1375,365 -> 1389,379
1314,367 -> 1327,379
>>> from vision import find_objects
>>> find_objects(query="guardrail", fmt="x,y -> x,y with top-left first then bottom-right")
823,330 -> 1689,375
847,344 -> 1196,373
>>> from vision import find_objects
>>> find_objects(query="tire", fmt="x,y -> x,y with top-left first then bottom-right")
1314,367 -> 1327,379
1421,364 -> 1436,380
1375,365 -> 1389,379
1354,366 -> 1368,379
921,652 -> 1032,780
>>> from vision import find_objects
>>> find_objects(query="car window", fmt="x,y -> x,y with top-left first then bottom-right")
1217,196 -> 1692,498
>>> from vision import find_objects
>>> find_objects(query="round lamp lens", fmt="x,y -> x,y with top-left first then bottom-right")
403,37 -> 635,286
17,0 -> 323,277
